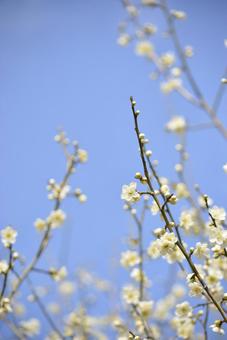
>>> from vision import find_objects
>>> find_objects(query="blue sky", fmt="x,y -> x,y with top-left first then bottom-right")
0,0 -> 227,336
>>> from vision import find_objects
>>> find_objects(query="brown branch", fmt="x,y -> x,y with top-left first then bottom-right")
130,96 -> 227,323
0,245 -> 13,299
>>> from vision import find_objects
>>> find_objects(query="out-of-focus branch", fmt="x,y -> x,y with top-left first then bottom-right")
8,150 -> 78,301
160,0 -> 227,139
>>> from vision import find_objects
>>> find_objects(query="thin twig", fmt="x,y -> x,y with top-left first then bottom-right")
8,153 -> 78,301
0,245 -> 13,299
130,96 -> 227,323
159,0 -> 227,139
130,209 -> 145,301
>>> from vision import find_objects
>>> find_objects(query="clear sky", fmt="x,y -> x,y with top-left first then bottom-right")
0,0 -> 227,337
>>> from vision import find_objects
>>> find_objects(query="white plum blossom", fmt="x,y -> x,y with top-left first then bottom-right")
148,232 -> 178,261
208,226 -> 227,245
121,182 -> 140,203
160,52 -> 175,68
179,209 -> 196,232
206,268 -> 223,286
160,79 -> 182,94
122,285 -> 139,304
58,280 -> 75,295
78,149 -> 88,163
188,282 -> 203,297
159,232 -> 177,256
130,268 -> 149,286
0,260 -> 8,274
19,318 -> 40,337
193,242 -> 209,259
138,300 -> 154,318
120,250 -> 140,267
54,131 -> 69,145
47,182 -> 70,201
117,34 -> 130,47
160,184 -> 170,196
172,318 -> 194,339
135,41 -> 154,57
1,226 -> 17,247
175,301 -> 192,318
0,298 -> 12,316
166,116 -> 186,134
147,239 -> 161,259
34,218 -> 47,232
172,285 -> 186,299
209,206 -> 226,223
47,209 -> 66,228
165,246 -> 184,263
175,183 -> 189,199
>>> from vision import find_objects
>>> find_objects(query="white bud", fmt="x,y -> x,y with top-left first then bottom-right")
139,133 -> 145,139
175,163 -> 183,172
175,144 -> 183,151
145,150 -> 152,157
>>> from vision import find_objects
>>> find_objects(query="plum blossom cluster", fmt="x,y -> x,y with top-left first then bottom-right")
118,0 -> 227,144
118,0 -> 190,97
0,132 -> 97,338
1,1 -> 227,339
117,2 -> 227,336
118,98 -> 227,339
